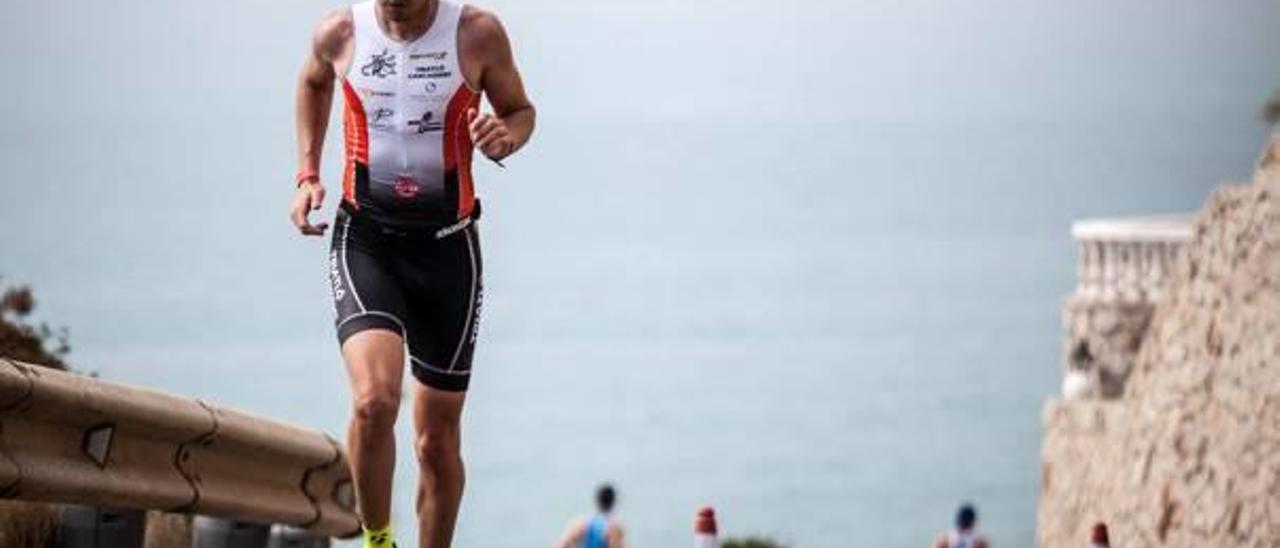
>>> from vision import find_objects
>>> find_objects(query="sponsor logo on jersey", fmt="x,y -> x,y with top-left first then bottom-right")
360,88 -> 395,99
409,82 -> 448,106
370,107 -> 395,130
408,111 -> 443,134
410,51 -> 448,61
360,49 -> 397,78
409,63 -> 452,80
394,175 -> 422,198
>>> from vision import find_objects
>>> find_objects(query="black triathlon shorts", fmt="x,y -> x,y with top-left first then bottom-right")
329,204 -> 483,392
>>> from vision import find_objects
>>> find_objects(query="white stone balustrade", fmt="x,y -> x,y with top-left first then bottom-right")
1061,214 -> 1193,399
1071,215 -> 1193,304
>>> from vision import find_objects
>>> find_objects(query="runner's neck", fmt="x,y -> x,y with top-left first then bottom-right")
374,0 -> 439,43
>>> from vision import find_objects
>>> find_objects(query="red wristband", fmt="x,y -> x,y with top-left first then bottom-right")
295,169 -> 320,187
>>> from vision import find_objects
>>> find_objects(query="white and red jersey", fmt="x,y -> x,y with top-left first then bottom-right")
340,0 -> 481,229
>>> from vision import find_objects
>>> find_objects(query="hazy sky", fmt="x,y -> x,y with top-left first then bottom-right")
3,0 -> 1276,350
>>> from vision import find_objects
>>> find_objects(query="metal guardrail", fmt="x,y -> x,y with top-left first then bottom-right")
0,357 -> 359,538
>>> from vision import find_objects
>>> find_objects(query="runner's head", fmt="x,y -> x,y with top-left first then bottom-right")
376,0 -> 432,22
1091,522 -> 1110,547
955,503 -> 977,532
595,484 -> 617,513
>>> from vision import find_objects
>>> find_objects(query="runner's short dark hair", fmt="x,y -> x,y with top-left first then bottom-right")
956,503 -> 977,530
596,484 -> 616,512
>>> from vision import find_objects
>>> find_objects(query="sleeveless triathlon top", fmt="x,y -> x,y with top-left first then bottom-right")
340,0 -> 482,230
582,514 -> 609,548
947,530 -> 979,548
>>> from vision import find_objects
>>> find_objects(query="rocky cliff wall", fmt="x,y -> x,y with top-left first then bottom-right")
1038,135 -> 1280,548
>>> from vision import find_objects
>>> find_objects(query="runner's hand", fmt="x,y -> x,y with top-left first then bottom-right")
290,181 -> 329,236
467,108 -> 515,161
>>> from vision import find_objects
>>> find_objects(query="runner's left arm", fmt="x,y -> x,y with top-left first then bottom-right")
608,523 -> 627,548
464,10 -> 536,162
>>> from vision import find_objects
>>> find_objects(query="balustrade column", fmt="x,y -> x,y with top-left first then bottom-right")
1065,215 -> 1192,399
1100,241 -> 1118,302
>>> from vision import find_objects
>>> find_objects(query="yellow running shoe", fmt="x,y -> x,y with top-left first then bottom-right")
362,525 -> 396,548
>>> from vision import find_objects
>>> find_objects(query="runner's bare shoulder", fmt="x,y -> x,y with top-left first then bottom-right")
458,6 -> 511,57
312,8 -> 355,71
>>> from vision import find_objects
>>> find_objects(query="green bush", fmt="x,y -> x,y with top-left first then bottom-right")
1264,89 -> 1280,126
0,280 -> 70,370
722,537 -> 790,548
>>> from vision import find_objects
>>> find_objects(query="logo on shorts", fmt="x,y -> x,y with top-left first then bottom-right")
470,285 -> 484,344
394,175 -> 422,198
361,49 -> 397,78
329,250 -> 346,301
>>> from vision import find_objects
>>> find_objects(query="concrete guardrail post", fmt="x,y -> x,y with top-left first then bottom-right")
193,516 -> 271,548
58,504 -> 145,548
268,525 -> 331,548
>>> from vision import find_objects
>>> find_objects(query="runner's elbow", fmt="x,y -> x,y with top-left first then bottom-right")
504,103 -> 536,137
299,67 -> 334,93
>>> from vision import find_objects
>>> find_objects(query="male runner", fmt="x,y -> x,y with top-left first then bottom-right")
929,503 -> 990,548
554,484 -> 627,548
290,0 -> 535,546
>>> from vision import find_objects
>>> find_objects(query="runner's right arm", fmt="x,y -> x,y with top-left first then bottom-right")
553,518 -> 586,548
929,533 -> 948,548
291,10 -> 351,237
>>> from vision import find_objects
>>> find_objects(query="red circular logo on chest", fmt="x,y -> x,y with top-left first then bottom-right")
394,176 -> 421,199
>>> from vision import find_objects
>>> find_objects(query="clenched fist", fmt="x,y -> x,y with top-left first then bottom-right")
290,180 -> 329,236
467,108 -> 515,161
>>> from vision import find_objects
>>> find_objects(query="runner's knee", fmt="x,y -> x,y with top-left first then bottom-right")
353,390 -> 400,433
414,422 -> 461,466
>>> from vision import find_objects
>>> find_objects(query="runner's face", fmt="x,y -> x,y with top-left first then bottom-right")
377,0 -> 430,22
